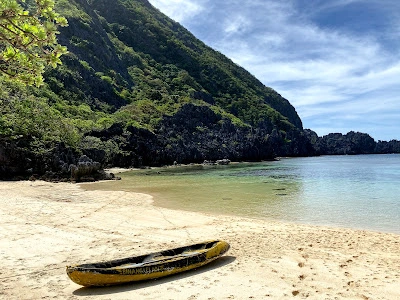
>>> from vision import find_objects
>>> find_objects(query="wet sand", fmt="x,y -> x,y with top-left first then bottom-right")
0,180 -> 399,299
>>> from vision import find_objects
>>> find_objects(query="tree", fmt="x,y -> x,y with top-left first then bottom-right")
0,0 -> 68,86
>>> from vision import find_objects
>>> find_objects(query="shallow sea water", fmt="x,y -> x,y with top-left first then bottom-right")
88,154 -> 400,234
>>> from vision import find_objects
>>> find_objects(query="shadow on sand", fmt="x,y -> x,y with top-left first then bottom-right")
72,255 -> 236,296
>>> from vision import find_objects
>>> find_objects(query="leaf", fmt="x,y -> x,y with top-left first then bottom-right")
0,0 -> 68,86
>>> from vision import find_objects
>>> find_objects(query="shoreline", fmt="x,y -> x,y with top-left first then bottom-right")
105,163 -> 400,236
1,180 -> 399,299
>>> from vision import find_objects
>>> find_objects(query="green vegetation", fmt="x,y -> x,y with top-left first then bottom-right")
0,0 -> 306,167
0,0 -> 68,86
0,79 -> 78,151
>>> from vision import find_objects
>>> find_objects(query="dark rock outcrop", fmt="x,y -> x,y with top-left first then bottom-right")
304,130 -> 400,155
0,138 -> 113,182
375,140 -> 400,154
78,104 -> 315,169
216,159 -> 231,165
69,155 -> 115,182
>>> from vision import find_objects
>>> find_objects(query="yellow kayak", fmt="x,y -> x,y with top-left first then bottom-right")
66,240 -> 230,286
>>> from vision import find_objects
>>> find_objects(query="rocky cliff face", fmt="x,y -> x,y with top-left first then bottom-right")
2,126 -> 399,181
304,130 -> 400,155
0,139 -> 113,181
81,104 -> 314,169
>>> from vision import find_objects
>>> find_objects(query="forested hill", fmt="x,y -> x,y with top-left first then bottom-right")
1,0 -> 315,180
53,0 -> 303,128
3,0 -> 397,181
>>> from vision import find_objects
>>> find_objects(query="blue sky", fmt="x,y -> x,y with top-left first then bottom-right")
148,0 -> 400,141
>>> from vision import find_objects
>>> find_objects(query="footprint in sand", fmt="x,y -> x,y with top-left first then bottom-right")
298,262 -> 305,268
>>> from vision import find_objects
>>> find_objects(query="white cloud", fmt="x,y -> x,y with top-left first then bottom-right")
224,16 -> 251,35
147,0 -> 205,23
148,0 -> 399,140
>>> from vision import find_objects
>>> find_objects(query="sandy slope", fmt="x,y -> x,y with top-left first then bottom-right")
0,181 -> 399,299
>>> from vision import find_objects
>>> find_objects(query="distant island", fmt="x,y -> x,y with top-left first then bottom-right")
1,0 -> 398,181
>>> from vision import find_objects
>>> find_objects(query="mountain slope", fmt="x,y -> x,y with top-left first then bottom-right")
51,0 -> 302,127
1,0 -> 313,179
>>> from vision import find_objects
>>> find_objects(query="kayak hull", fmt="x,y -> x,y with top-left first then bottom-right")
66,240 -> 230,286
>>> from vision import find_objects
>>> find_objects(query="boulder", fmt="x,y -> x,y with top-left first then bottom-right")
216,159 -> 231,165
69,155 -> 106,182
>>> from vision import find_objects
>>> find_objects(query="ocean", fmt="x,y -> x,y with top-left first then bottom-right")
89,154 -> 400,234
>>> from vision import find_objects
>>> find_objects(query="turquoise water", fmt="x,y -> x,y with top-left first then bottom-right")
90,154 -> 400,234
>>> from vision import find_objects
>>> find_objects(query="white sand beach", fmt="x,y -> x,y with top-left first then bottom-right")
0,180 -> 399,299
